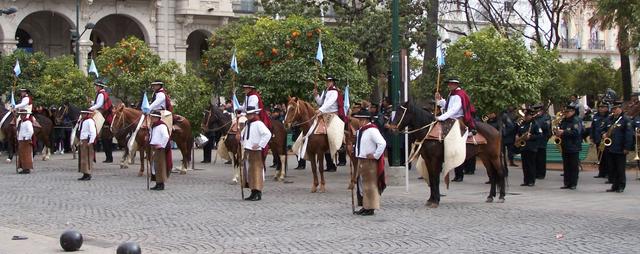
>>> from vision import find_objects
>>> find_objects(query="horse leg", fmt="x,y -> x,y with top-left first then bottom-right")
277,154 -> 286,181
310,153 -> 318,193
497,159 -> 506,203
486,165 -> 496,203
137,148 -> 144,177
318,153 -> 326,193
120,147 -> 129,169
6,137 -> 15,163
41,134 -> 52,161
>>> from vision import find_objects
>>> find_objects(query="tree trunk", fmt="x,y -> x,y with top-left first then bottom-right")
421,0 -> 439,89
366,52 -> 380,102
620,51 -> 632,101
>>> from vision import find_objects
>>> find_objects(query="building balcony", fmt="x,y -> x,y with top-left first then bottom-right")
588,40 -> 605,50
232,0 -> 258,14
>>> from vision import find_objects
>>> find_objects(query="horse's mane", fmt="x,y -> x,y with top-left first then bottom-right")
408,101 -> 434,126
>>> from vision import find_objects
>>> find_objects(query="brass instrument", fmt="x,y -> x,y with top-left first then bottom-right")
515,109 -> 525,126
597,115 -> 622,164
551,112 -> 564,151
515,122 -> 533,148
482,114 -> 489,122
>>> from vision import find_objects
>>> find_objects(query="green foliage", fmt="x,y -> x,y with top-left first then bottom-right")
36,56 -> 91,107
96,36 -> 162,105
555,57 -> 620,99
0,51 -> 89,107
445,28 -> 546,114
202,16 -> 368,104
534,49 -> 572,105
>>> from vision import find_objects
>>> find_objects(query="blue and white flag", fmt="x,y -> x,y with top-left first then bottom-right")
232,94 -> 241,112
13,60 -> 21,77
343,85 -> 350,114
436,45 -> 446,68
315,39 -> 324,66
141,92 -> 150,114
230,49 -> 239,74
10,92 -> 16,108
88,59 -> 99,77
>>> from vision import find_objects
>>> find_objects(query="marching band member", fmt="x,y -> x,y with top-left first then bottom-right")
517,107 -> 542,187
603,102 -> 633,193
558,105 -> 583,190
591,103 -> 611,179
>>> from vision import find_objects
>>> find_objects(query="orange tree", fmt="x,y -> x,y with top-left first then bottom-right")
202,16 -> 368,105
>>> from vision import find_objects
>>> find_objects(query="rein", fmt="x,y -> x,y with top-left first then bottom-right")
285,100 -> 318,128
203,120 -> 232,132
111,110 -> 140,136
396,105 -> 436,135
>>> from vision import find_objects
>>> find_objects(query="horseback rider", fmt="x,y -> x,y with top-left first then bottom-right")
149,80 -> 173,112
302,75 -> 345,161
89,80 -> 113,163
241,83 -> 271,129
434,78 -> 477,132
13,88 -> 33,113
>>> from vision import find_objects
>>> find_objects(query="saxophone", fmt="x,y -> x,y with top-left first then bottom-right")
515,122 -> 533,148
551,112 -> 564,150
600,115 -> 622,151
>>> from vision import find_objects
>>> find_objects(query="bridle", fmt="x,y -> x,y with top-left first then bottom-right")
110,108 -> 139,136
395,104 -> 436,135
55,105 -> 68,125
284,100 -> 318,128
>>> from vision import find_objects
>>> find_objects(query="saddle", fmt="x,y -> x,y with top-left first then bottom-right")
313,116 -> 328,135
426,119 -> 487,145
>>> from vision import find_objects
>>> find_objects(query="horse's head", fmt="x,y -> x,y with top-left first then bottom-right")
283,96 -> 301,129
391,101 -> 412,130
110,103 -> 126,133
54,104 -> 68,126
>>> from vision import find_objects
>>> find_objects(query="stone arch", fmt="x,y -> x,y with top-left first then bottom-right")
15,11 -> 74,56
90,14 -> 148,58
186,29 -> 211,66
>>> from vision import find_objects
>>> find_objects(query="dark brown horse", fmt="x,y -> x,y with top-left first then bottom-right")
283,97 -> 332,193
201,105 -> 240,181
392,101 -> 506,207
0,107 -> 54,162
111,104 -> 194,175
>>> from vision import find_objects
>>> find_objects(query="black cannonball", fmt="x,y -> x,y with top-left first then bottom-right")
59,230 -> 83,251
116,242 -> 142,254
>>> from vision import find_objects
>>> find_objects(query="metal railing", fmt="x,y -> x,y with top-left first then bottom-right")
232,0 -> 258,13
588,40 -> 605,50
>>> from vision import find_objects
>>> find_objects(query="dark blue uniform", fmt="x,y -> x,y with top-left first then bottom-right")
559,115 -> 583,189
517,119 -> 542,186
534,114 -> 552,179
590,112 -> 610,177
501,111 -> 518,165
604,114 -> 634,192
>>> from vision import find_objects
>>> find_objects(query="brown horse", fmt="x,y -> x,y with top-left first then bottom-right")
201,105 -> 240,181
392,101 -> 506,207
0,107 -> 54,162
283,97 -> 332,193
111,104 -> 194,175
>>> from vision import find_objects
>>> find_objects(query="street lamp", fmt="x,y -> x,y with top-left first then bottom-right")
72,22 -> 95,67
0,7 -> 17,15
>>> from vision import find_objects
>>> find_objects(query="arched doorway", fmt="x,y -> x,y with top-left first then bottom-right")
16,11 -> 73,56
186,30 -> 210,66
90,14 -> 146,58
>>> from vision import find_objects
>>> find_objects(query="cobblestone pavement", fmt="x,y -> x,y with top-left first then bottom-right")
0,150 -> 639,253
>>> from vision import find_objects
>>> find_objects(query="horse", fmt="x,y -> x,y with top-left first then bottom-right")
201,105 -> 239,179
0,106 -> 55,162
283,96 -> 332,193
111,104 -> 194,175
52,103 -> 80,154
392,101 -> 506,207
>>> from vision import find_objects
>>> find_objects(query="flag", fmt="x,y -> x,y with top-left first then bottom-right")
315,39 -> 324,66
88,59 -> 99,78
232,93 -> 241,112
343,85 -> 350,114
10,92 -> 15,108
141,92 -> 150,114
436,45 -> 446,68
230,49 -> 239,74
13,60 -> 21,77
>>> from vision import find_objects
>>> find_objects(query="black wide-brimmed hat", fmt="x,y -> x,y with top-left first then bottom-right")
531,103 -> 544,110
94,80 -> 106,87
445,77 -> 460,85
246,106 -> 261,114
242,83 -> 256,89
326,75 -> 336,81
149,110 -> 162,118
18,88 -> 30,94
352,110 -> 371,119
150,80 -> 164,86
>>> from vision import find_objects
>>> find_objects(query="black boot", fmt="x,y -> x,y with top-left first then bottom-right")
360,209 -> 375,216
150,182 -> 164,190
245,190 -> 256,201
77,174 -> 91,181
150,174 -> 156,182
353,208 -> 365,215
18,169 -> 31,174
251,190 -> 262,201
